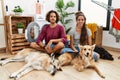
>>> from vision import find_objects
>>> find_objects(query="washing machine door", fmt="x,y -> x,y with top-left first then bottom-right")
25,22 -> 40,42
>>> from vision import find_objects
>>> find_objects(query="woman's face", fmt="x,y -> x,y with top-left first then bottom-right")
49,12 -> 57,24
76,16 -> 85,27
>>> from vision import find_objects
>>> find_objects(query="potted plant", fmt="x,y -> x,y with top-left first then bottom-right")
16,22 -> 25,34
13,6 -> 24,15
55,0 -> 75,34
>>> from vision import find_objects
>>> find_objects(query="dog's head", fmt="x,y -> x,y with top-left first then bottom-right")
78,44 -> 95,58
48,53 -> 62,75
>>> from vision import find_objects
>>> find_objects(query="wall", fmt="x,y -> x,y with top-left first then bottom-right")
0,25 -> 5,48
0,0 -> 120,48
0,0 -> 78,48
3,0 -> 78,17
81,0 -> 108,27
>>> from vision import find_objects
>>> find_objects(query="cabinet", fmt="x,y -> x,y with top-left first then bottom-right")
4,15 -> 34,54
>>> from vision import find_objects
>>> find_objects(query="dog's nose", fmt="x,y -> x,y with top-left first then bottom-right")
50,69 -> 56,75
57,68 -> 62,71
87,52 -> 89,56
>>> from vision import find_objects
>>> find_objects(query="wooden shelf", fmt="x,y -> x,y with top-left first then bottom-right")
4,15 -> 33,54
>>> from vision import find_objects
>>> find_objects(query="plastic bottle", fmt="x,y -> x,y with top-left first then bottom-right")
36,0 -> 41,14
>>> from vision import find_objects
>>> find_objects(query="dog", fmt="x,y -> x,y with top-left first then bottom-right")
58,44 -> 105,78
0,48 -> 62,80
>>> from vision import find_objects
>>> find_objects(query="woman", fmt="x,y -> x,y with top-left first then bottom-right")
61,11 -> 99,61
30,10 -> 67,54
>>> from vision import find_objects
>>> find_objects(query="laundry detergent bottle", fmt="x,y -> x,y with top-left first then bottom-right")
36,0 -> 41,14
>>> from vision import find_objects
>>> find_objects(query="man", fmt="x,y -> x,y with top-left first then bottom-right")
30,10 -> 67,54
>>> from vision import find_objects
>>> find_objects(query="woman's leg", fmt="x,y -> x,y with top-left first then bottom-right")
60,48 -> 74,54
93,52 -> 100,62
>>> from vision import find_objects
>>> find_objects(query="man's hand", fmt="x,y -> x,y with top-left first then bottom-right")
45,40 -> 53,50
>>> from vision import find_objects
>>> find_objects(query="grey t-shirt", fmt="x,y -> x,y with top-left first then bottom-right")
69,28 -> 92,46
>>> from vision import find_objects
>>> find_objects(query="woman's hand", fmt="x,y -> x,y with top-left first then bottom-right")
74,49 -> 78,52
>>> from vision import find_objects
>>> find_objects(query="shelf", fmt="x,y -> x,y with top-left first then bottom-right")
4,15 -> 33,54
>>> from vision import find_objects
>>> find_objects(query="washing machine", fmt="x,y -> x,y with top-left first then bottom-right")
25,14 -> 49,42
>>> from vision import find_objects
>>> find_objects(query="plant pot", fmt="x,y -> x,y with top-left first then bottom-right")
15,12 -> 22,15
18,28 -> 23,34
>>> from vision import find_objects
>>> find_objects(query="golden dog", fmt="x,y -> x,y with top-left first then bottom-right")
0,48 -> 62,80
58,44 -> 105,78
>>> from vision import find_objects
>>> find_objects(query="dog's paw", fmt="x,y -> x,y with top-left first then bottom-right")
73,65 -> 84,72
10,72 -> 18,79
0,61 -> 5,66
77,67 -> 84,72
9,76 -> 17,80
101,75 -> 105,79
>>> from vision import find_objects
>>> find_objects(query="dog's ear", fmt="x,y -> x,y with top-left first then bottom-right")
78,44 -> 83,50
92,44 -> 96,50
50,53 -> 55,63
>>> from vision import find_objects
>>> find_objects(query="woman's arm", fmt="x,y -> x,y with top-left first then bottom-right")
87,28 -> 92,45
88,35 -> 92,45
70,35 -> 78,52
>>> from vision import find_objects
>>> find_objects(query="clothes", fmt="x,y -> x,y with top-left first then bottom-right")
109,27 -> 120,42
87,23 -> 97,39
36,24 -> 67,44
69,28 -> 92,47
112,9 -> 120,30
94,46 -> 114,61
109,9 -> 120,42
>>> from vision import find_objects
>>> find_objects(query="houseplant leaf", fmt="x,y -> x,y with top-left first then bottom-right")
55,0 -> 75,34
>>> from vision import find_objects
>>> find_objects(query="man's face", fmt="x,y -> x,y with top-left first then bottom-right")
49,13 -> 57,24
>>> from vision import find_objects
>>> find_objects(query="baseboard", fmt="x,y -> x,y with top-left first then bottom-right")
102,46 -> 120,52
0,47 -> 6,53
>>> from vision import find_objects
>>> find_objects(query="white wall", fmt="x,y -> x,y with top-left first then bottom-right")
3,0 -> 78,16
0,0 -> 78,48
81,0 -> 108,27
0,25 -> 5,48
0,0 -> 120,48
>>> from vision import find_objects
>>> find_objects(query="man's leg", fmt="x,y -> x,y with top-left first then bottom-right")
30,42 -> 45,52
45,42 -> 64,54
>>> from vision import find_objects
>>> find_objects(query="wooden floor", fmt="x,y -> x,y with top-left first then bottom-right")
0,50 -> 120,80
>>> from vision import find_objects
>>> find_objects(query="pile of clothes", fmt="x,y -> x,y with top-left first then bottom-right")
94,46 -> 114,61
109,9 -> 120,42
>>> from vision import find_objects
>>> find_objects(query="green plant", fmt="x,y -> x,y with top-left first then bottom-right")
55,0 -> 75,34
13,6 -> 24,13
16,22 -> 25,28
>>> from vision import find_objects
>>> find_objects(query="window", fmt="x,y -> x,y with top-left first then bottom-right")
79,0 -> 111,30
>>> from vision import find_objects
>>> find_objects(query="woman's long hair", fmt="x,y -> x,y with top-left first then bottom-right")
75,11 -> 88,45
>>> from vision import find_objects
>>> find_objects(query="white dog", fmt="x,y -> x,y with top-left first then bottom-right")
0,48 -> 62,80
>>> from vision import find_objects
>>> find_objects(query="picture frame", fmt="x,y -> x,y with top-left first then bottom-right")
0,0 -> 5,25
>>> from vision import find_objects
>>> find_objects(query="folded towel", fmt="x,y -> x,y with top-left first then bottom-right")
87,23 -> 97,39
